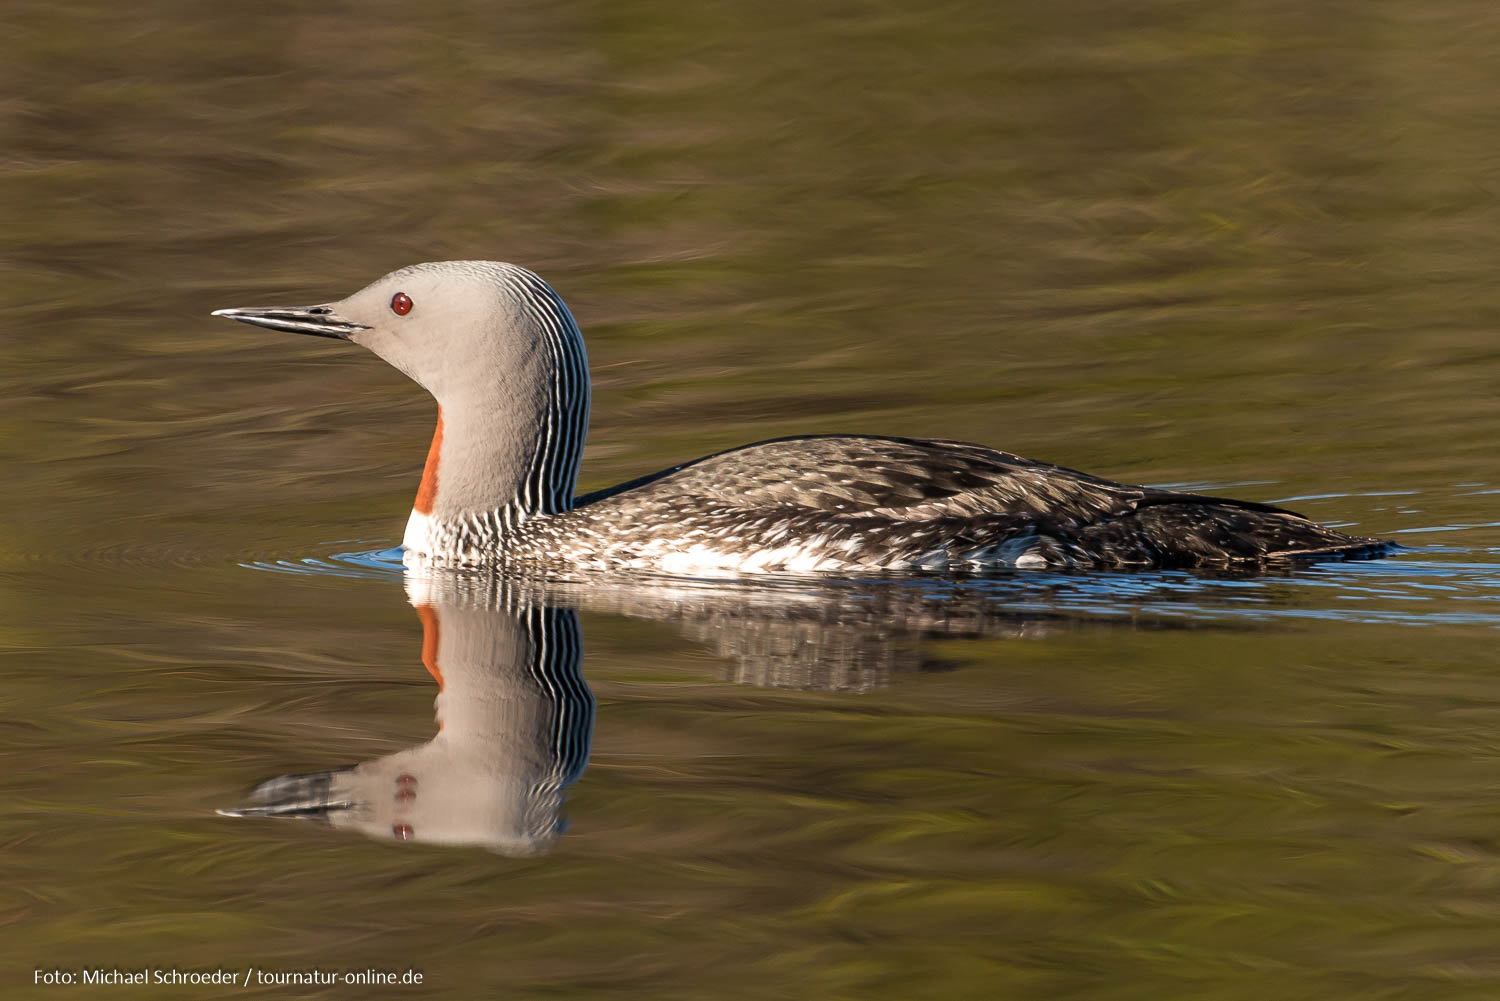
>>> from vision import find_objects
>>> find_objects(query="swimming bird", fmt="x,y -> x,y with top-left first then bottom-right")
213,261 -> 1391,573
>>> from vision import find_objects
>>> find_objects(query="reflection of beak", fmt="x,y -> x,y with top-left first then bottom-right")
210,304 -> 369,340
216,770 -> 354,819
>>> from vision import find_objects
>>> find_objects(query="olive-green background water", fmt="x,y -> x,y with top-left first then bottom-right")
5,1 -> 1500,998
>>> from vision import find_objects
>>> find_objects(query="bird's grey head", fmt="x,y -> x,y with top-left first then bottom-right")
213,261 -> 585,407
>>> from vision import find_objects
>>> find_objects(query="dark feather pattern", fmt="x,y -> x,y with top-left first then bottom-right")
479,434 -> 1395,573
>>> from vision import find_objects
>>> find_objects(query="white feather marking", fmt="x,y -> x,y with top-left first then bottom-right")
403,509 -> 435,556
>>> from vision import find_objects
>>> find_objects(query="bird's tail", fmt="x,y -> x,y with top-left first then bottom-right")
1075,496 -> 1395,568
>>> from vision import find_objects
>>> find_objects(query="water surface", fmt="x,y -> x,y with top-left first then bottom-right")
5,1 -> 1500,997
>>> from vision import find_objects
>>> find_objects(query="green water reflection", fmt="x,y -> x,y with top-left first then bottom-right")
5,0 -> 1500,997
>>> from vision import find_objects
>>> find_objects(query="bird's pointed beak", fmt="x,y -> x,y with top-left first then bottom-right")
217,770 -> 355,820
210,304 -> 369,340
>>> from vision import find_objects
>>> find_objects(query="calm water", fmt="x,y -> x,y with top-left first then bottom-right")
6,0 -> 1500,997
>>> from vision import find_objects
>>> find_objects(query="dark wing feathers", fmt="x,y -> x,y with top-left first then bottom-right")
638,435 -> 1146,521
1071,499 -> 1389,566
579,434 -> 1386,566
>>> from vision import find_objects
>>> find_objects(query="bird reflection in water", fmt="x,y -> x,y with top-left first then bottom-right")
221,570 -> 594,855
222,566 -> 1192,852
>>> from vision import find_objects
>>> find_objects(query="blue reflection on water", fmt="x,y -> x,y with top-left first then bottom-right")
243,542 -> 1500,629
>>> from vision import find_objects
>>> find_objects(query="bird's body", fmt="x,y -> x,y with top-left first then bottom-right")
214,261 -> 1391,573
404,434 -> 1387,573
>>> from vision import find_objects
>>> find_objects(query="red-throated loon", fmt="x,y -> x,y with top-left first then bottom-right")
213,261 -> 1391,573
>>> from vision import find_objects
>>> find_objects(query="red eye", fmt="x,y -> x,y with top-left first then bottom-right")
391,292 -> 413,316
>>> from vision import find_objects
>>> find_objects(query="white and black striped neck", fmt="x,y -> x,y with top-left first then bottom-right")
403,268 -> 589,558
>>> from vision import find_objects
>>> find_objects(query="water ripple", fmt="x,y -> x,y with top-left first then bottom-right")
245,542 -> 1500,630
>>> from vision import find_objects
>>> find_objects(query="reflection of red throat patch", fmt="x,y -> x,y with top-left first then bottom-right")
414,410 -> 442,515
416,603 -> 443,690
